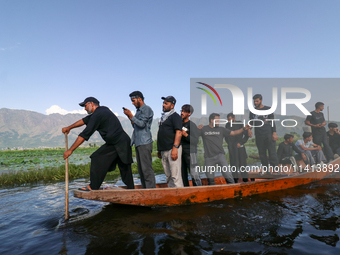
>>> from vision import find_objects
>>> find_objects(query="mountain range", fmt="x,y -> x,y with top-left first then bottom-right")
1,108 -> 337,150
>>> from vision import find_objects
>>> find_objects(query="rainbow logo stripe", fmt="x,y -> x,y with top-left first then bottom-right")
196,82 -> 223,106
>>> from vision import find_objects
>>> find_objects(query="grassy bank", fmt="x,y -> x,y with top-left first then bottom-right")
0,138 -> 267,187
0,159 -> 165,187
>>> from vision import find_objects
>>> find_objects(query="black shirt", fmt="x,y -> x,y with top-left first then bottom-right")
277,141 -> 302,163
157,112 -> 182,151
80,106 -> 125,144
181,120 -> 199,154
197,125 -> 231,158
305,111 -> 326,136
249,106 -> 277,136
225,122 -> 249,146
79,106 -> 133,164
327,131 -> 340,153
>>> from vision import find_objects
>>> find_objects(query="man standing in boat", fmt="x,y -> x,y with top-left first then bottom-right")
249,94 -> 279,173
157,96 -> 184,188
305,102 -> 334,162
180,104 -> 202,186
62,97 -> 135,191
197,113 -> 251,185
225,112 -> 250,183
123,91 -> 156,189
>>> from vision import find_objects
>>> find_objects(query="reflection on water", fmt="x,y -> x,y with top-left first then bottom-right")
1,177 -> 340,254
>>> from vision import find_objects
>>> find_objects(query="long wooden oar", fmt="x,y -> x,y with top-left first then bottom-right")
64,133 -> 70,220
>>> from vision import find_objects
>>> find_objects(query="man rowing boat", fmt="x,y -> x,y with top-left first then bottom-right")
62,97 -> 135,191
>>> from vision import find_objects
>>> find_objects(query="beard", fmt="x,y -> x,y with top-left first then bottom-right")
86,106 -> 93,114
163,106 -> 171,112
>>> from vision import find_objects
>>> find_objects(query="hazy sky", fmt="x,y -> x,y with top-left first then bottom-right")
1,1 -> 340,119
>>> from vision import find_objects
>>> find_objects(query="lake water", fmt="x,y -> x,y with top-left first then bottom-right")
1,175 -> 340,254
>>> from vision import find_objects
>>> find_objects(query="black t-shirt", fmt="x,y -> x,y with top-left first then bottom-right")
277,141 -> 302,163
157,112 -> 182,151
306,111 -> 326,135
197,125 -> 231,158
79,106 -> 125,144
327,131 -> 340,153
249,106 -> 276,136
181,120 -> 199,154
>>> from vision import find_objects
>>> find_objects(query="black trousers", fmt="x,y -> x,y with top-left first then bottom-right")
281,155 -> 309,166
229,145 -> 249,181
181,152 -> 199,186
313,132 -> 334,161
255,134 -> 279,167
89,144 -> 135,190
181,152 -> 191,187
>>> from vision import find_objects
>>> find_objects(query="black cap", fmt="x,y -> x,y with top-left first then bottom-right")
161,96 -> 176,105
129,91 -> 144,100
328,123 -> 338,128
79,97 -> 100,107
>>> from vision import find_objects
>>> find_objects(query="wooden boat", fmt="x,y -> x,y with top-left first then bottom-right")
73,158 -> 340,207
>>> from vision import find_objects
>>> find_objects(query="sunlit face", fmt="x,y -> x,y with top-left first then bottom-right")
85,102 -> 93,114
253,98 -> 262,108
163,101 -> 173,112
307,135 -> 313,142
181,109 -> 191,120
131,98 -> 141,108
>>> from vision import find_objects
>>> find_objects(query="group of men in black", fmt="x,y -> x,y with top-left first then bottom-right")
62,93 -> 339,191
277,101 -> 340,172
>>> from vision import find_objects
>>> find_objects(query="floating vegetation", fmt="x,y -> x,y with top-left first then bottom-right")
0,142 -> 256,187
0,138 -> 267,187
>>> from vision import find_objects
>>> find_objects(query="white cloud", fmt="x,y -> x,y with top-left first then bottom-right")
0,43 -> 20,52
46,105 -> 86,115
46,105 -> 119,116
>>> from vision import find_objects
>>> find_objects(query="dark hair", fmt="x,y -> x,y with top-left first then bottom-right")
181,104 -> 194,114
328,123 -> 338,128
209,113 -> 220,123
303,132 -> 313,139
227,112 -> 235,119
284,134 -> 294,140
129,91 -> 144,101
315,102 -> 324,109
253,94 -> 262,100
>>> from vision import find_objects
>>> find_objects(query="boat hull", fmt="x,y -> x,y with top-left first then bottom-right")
73,158 -> 340,207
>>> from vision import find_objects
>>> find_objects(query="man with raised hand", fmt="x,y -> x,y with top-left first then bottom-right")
157,96 -> 184,188
123,91 -> 156,189
198,113 -> 251,185
62,97 -> 135,191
